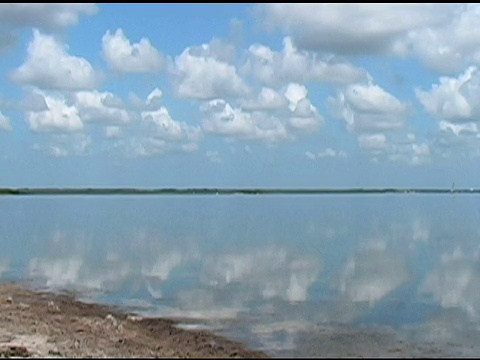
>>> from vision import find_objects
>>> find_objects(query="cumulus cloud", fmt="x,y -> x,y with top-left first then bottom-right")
329,81 -> 408,133
141,107 -> 201,142
102,28 -> 165,73
0,3 -> 97,30
146,88 -> 163,108
173,42 -> 249,100
240,87 -> 287,111
387,134 -> 432,166
305,148 -> 347,160
32,133 -> 91,157
415,66 -> 480,123
109,106 -> 203,157
26,91 -> 83,132
243,37 -> 366,86
258,4 -> 455,55
12,29 -> 96,90
74,90 -> 133,124
105,125 -> 122,139
206,150 -> 222,164
439,121 -> 478,136
284,83 -> 323,132
405,4 -> 480,73
0,110 -> 12,131
358,133 -> 387,152
201,98 -> 288,142
258,4 -> 480,74
327,79 -> 415,162
234,82 -> 323,138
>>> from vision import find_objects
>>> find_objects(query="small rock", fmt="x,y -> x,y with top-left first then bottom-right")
5,296 -> 13,304
48,349 -> 62,356
47,300 -> 60,312
126,315 -> 142,322
0,345 -> 30,357
105,314 -> 118,327
19,302 -> 30,310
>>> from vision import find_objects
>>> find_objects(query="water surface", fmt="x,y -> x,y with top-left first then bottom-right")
2,194 -> 480,356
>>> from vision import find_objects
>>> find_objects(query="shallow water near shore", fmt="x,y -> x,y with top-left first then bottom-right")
2,194 -> 480,356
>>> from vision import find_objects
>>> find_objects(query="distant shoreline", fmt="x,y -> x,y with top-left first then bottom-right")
0,187 -> 477,195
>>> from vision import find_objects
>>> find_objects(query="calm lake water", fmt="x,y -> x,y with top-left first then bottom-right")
2,194 -> 480,356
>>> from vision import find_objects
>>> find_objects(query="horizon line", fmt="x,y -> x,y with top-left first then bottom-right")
1,187 -> 478,195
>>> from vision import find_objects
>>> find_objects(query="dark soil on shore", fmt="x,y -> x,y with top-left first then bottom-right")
0,282 -> 267,358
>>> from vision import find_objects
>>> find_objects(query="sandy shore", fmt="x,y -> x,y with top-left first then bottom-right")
0,282 -> 267,358
3,281 -> 479,358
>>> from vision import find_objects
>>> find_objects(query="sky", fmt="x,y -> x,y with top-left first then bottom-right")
2,3 -> 480,188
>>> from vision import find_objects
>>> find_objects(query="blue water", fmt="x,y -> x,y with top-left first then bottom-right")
1,194 -> 480,356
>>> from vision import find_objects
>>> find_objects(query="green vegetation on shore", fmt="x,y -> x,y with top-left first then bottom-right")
0,187 -> 479,196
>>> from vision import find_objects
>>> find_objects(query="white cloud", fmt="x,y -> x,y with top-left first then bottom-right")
259,4 -> 480,74
32,133 -> 91,157
415,66 -> 480,123
187,37 -> 237,64
12,29 -> 96,90
243,37 -> 366,86
288,116 -> 318,133
345,83 -> 406,115
439,121 -> 478,136
105,126 -> 121,139
201,98 -> 288,143
358,133 -> 387,151
110,106 -> 203,157
0,110 -> 12,131
284,83 -> 323,133
26,91 -> 83,132
284,83 -> 308,111
240,87 -> 287,111
102,28 -> 165,73
305,151 -> 316,160
387,134 -> 432,166
74,90 -> 133,124
146,87 -> 163,108
0,3 -> 97,30
329,81 -> 407,133
306,148 -> 347,160
258,4 -> 455,55
206,150 -> 222,164
173,42 -> 249,100
405,5 -> 480,73
141,107 -> 201,142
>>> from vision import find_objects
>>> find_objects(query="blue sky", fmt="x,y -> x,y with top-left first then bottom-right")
1,3 -> 480,188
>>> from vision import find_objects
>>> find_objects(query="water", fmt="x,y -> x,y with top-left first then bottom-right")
2,194 -> 480,356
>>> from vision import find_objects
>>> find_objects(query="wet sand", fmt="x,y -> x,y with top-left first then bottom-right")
0,282 -> 267,358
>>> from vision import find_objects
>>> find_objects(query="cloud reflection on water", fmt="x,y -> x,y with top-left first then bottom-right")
3,195 -> 480,356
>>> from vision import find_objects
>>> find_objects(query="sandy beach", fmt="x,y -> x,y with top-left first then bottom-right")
0,282 -> 267,358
